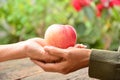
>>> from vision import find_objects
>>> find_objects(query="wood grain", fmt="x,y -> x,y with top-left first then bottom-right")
0,58 -> 98,80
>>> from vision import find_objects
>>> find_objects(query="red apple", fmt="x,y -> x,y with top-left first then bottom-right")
44,24 -> 77,48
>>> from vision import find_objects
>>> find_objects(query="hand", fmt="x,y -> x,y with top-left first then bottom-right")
24,38 -> 60,62
0,38 -> 60,62
32,45 -> 91,74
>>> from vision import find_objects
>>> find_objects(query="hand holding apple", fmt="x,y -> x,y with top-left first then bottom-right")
24,24 -> 77,62
32,46 -> 91,74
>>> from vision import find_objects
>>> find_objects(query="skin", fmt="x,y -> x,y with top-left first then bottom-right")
0,38 -> 58,62
0,41 -> 26,62
32,46 -> 91,74
0,37 -> 89,74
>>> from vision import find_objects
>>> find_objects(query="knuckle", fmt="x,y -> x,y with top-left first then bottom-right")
67,52 -> 72,57
63,50 -> 70,57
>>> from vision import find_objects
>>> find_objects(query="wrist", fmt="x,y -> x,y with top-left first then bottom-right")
16,41 -> 27,57
82,49 -> 92,68
86,49 -> 92,65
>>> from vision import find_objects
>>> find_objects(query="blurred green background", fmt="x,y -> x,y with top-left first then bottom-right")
0,0 -> 120,50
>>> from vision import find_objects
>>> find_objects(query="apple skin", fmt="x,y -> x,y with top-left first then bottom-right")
44,24 -> 77,48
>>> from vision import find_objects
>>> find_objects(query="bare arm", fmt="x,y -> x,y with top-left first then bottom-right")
0,38 -> 59,62
0,42 -> 26,62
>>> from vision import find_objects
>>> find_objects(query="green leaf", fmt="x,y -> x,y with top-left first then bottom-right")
83,6 -> 96,22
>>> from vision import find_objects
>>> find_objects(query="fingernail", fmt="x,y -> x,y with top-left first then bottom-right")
80,44 -> 87,48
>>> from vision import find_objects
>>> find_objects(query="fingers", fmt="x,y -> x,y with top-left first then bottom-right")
32,59 -> 66,73
74,44 -> 87,48
44,46 -> 67,58
28,38 -> 47,46
41,54 -> 62,63
35,38 -> 47,46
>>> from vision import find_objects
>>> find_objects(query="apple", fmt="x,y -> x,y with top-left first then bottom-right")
44,24 -> 77,48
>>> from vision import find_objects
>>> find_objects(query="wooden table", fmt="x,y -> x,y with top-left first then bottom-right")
0,58 -> 98,80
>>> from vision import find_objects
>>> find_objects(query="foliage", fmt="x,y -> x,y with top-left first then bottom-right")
0,0 -> 120,50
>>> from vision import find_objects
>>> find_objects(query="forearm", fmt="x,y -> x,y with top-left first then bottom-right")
0,42 -> 27,62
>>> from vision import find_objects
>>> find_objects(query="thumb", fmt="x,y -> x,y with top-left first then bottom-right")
74,44 -> 87,48
44,46 -> 67,58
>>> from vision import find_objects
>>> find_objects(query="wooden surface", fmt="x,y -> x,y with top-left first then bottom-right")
0,58 -> 98,80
